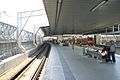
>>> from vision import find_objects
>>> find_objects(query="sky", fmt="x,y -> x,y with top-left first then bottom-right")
0,0 -> 49,33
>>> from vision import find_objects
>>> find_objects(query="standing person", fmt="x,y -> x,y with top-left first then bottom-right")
109,40 -> 117,63
72,37 -> 75,50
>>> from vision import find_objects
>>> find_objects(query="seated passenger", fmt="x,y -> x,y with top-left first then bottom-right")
101,46 -> 111,62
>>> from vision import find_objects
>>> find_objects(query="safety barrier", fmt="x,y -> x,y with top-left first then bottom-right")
0,41 -> 35,61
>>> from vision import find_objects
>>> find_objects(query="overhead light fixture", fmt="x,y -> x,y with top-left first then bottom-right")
90,0 -> 108,12
58,0 -> 62,3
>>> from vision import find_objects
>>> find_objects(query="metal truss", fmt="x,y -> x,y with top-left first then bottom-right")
21,30 -> 33,42
0,22 -> 16,41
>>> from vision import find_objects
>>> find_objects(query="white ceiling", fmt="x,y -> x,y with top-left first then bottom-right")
43,0 -> 120,35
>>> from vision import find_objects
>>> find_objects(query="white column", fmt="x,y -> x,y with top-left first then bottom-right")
118,24 -> 120,31
96,34 -> 102,44
113,25 -> 114,32
33,25 -> 37,46
57,35 -> 63,42
17,12 -> 22,48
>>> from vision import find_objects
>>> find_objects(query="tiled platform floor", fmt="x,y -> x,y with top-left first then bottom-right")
41,44 -> 120,80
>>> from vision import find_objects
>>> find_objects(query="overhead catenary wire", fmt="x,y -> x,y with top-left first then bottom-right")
17,12 -> 33,38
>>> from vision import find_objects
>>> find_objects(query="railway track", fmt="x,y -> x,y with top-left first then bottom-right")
0,43 -> 51,80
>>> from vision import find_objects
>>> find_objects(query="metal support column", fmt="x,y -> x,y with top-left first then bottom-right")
106,28 -> 108,33
33,25 -> 37,47
17,12 -> 22,49
113,25 -> 114,32
118,24 -> 120,31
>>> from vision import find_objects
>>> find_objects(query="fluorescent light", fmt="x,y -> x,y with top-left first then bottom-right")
59,0 -> 62,3
90,0 -> 108,12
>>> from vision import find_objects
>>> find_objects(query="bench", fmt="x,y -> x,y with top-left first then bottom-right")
83,47 -> 104,61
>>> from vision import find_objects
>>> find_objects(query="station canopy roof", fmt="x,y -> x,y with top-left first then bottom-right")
42,0 -> 120,36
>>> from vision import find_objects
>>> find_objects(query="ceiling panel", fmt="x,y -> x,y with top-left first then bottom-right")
43,0 -> 120,35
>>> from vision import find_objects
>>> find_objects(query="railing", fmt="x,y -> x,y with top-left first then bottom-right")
0,41 -> 36,61
0,41 -> 18,61
0,22 -> 43,61
21,41 -> 36,50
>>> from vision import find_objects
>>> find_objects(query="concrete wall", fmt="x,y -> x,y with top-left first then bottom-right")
0,48 -> 35,75
0,53 -> 27,75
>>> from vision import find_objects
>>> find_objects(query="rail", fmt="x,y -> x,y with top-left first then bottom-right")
0,43 -> 51,80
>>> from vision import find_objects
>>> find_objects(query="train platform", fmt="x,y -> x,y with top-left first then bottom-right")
41,44 -> 120,80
